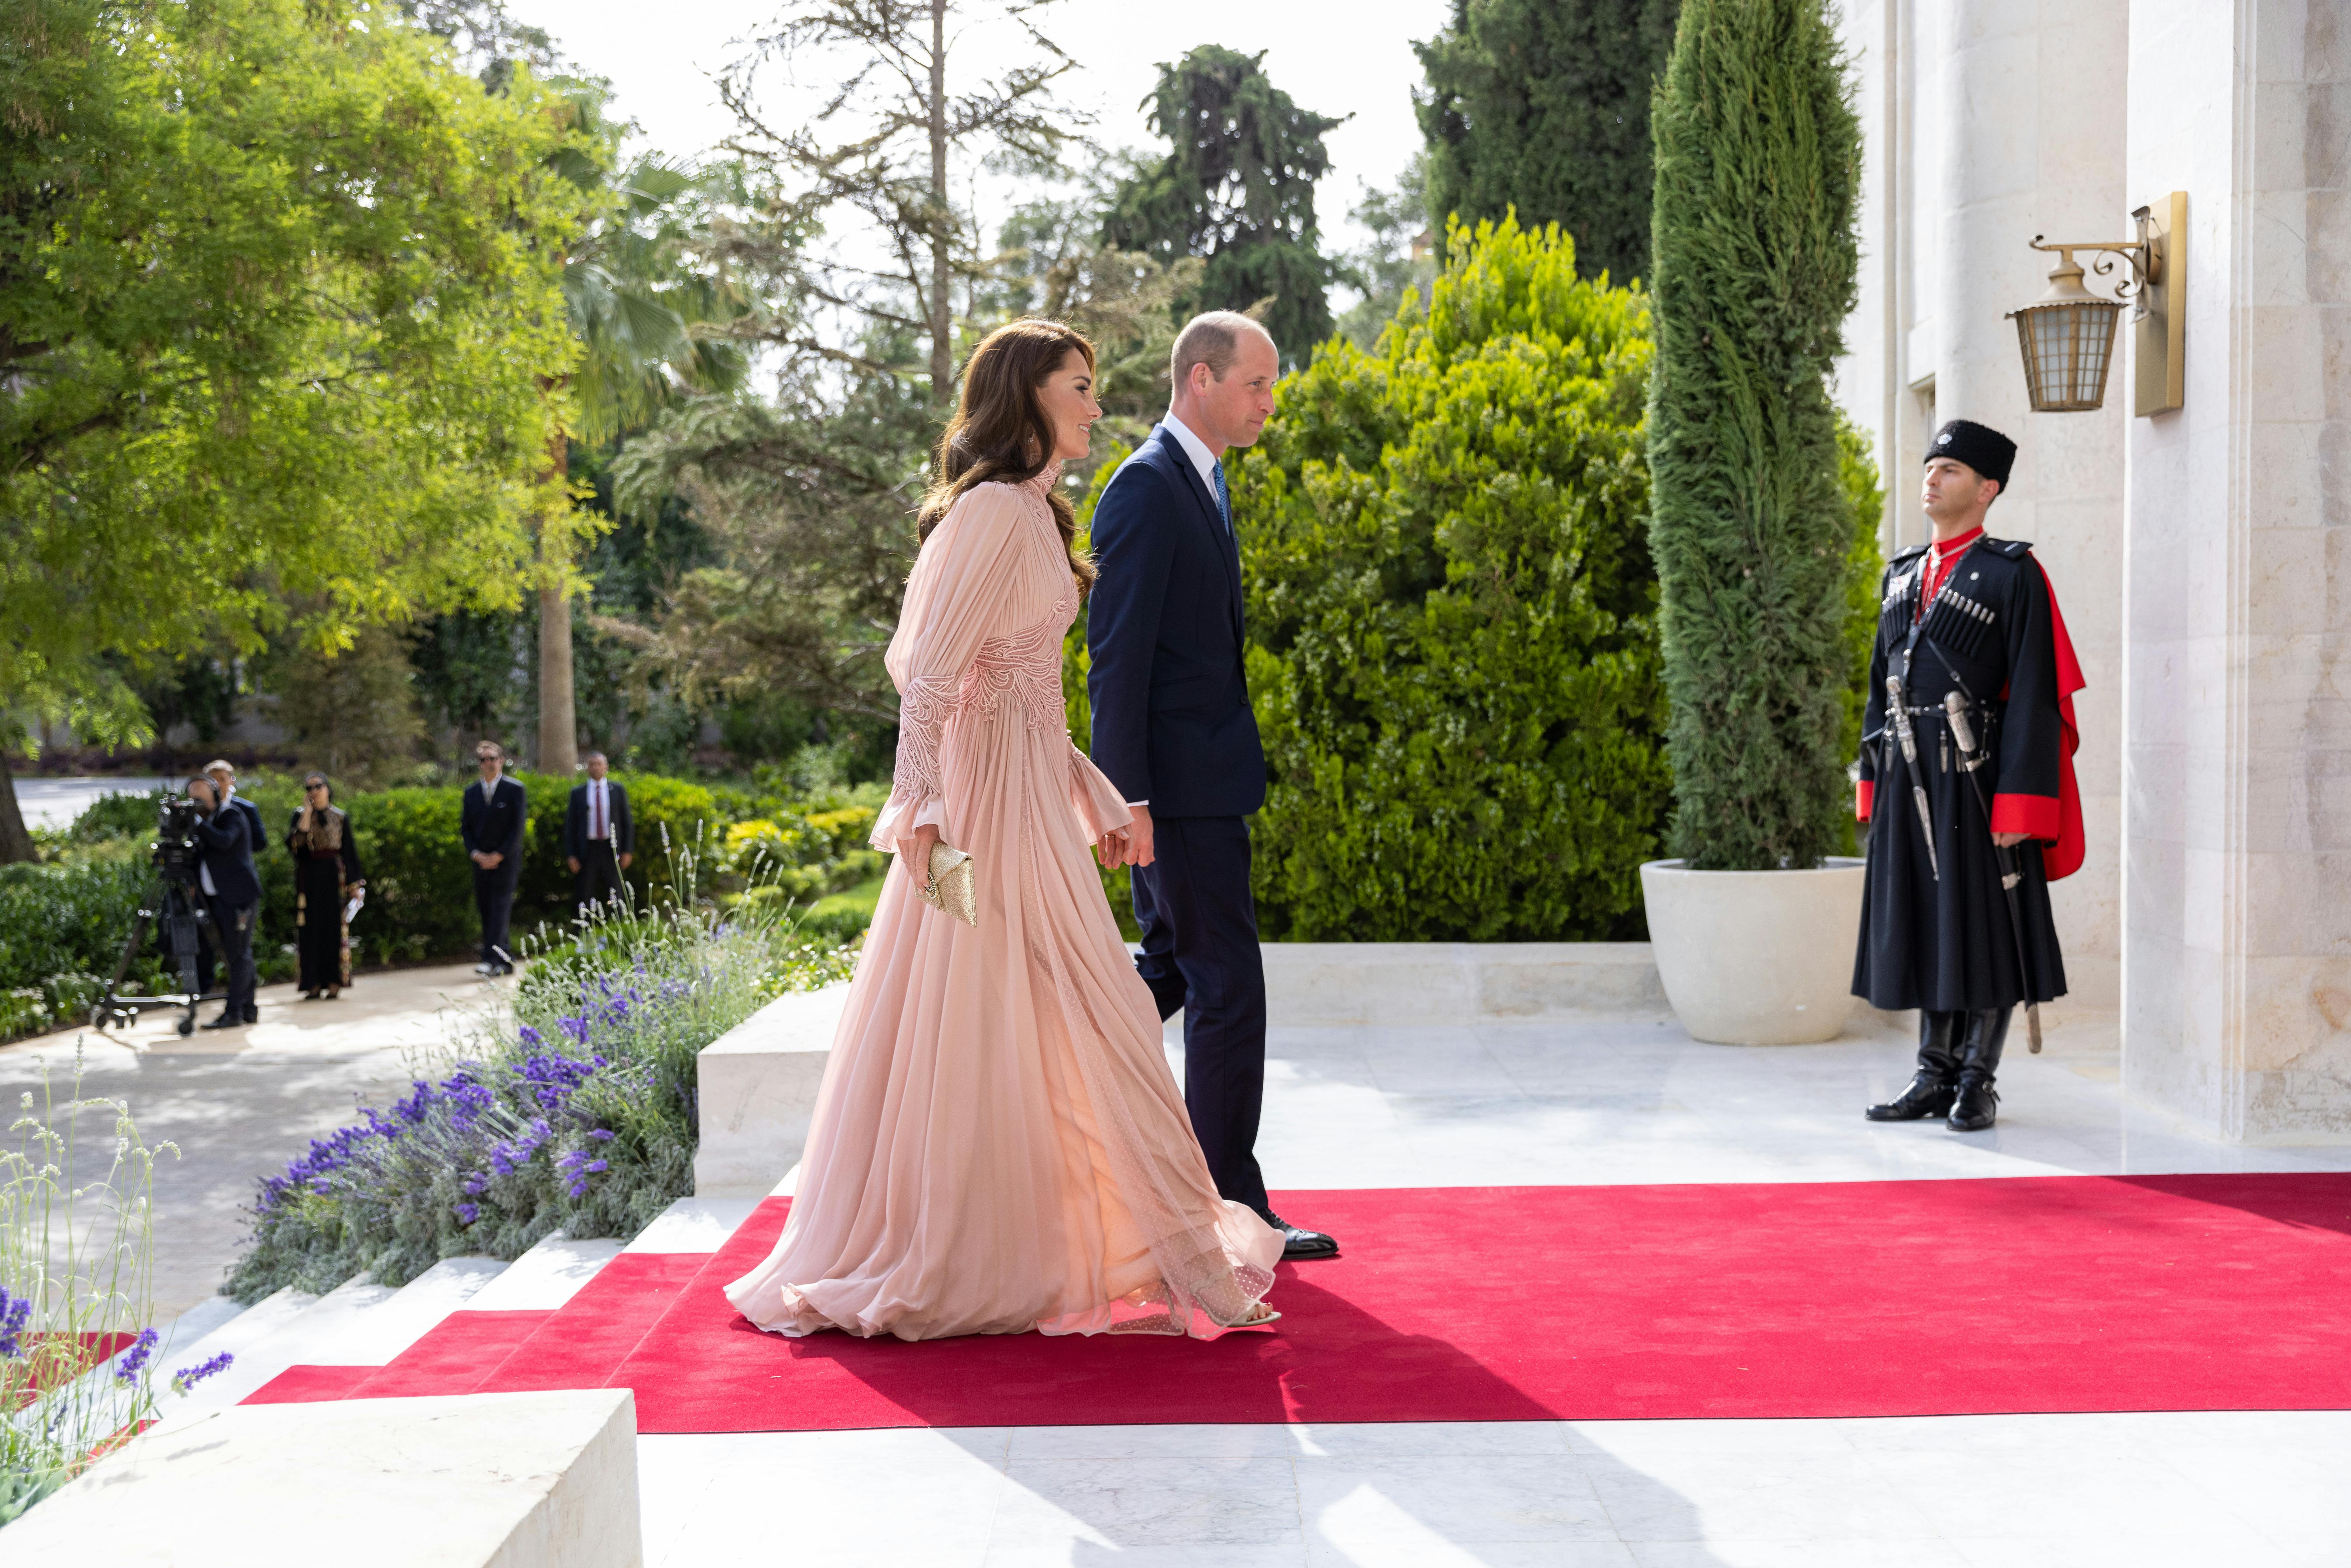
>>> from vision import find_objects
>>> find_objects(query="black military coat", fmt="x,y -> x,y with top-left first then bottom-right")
1853,532 -> 2071,1012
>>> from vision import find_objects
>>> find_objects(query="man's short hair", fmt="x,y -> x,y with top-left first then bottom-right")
582,751 -> 606,764
203,758 -> 235,778
186,776 -> 212,797
476,740 -> 504,758
1170,311 -> 1274,390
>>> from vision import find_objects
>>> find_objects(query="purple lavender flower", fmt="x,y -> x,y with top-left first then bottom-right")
114,1326 -> 160,1382
461,1173 -> 488,1196
454,1202 -> 481,1225
518,1025 -> 543,1048
170,1351 -> 234,1394
587,1128 -> 615,1142
0,1286 -> 29,1359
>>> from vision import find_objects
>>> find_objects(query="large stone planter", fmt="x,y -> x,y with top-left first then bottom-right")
1639,857 -> 1867,1044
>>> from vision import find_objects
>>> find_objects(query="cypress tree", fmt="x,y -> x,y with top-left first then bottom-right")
1645,0 -> 1861,871
1415,0 -> 1681,286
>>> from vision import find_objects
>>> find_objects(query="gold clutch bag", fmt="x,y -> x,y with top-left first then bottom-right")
916,840 -> 978,927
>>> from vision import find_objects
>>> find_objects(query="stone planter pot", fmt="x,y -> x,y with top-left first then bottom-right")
1639,857 -> 1867,1044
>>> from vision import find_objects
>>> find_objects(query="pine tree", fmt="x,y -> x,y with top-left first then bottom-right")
1103,46 -> 1344,357
1415,0 -> 1681,286
1645,0 -> 1861,871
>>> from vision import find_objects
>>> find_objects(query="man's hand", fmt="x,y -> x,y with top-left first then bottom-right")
1123,803 -> 1155,869
619,852 -> 633,870
473,850 -> 502,870
896,822 -> 941,891
1993,832 -> 2030,848
567,856 -> 581,873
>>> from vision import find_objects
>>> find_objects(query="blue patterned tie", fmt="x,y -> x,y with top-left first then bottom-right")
1211,458 -> 1232,537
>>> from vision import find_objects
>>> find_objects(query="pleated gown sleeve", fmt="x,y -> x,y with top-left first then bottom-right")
869,484 -> 1037,851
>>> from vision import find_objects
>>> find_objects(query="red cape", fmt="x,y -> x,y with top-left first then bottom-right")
2037,561 -> 2087,881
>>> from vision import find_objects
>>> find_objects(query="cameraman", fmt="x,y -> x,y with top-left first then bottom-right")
187,774 -> 260,1031
195,759 -> 266,1023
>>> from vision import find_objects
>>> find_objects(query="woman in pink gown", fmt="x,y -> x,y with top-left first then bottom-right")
724,320 -> 1284,1340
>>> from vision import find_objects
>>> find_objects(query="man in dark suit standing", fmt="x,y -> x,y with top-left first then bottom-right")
461,740 -> 527,975
564,751 -> 633,913
196,758 -> 268,1020
1086,311 -> 1338,1262
187,773 -> 260,1030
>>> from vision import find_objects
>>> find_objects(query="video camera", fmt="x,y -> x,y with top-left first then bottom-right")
94,791 -> 216,1037
151,794 -> 204,883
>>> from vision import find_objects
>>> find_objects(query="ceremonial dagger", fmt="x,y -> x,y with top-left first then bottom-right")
1944,690 -> 2045,1055
1884,675 -> 1939,881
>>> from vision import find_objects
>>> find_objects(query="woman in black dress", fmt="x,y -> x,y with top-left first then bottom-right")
287,772 -> 364,999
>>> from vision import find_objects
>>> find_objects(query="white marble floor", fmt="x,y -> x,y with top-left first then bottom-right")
635,1012 -> 2351,1567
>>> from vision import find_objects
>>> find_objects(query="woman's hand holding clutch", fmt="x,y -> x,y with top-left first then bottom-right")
896,823 -> 942,887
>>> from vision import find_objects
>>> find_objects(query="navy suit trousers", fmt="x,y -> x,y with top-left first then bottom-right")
1130,816 -> 1269,1216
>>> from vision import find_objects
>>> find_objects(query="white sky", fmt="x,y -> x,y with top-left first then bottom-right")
508,0 -> 1451,256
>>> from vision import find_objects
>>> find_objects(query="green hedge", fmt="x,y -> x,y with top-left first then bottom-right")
1231,215 -> 1670,940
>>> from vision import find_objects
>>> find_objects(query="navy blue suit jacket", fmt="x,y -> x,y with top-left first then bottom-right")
1085,425 -> 1266,819
192,803 -> 261,907
462,775 -> 528,867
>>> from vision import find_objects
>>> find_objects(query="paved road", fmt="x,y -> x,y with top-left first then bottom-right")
0,962 -> 509,1316
12,775 -> 171,830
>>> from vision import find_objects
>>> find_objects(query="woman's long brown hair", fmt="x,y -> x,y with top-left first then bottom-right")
914,319 -> 1098,593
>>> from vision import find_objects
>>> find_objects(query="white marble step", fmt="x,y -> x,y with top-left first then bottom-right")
465,1233 -> 626,1312
625,1197 -> 759,1254
169,1275 -> 398,1410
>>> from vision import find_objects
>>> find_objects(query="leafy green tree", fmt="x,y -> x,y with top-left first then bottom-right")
1104,45 -> 1346,358
1235,216 -> 1667,939
1645,0 -> 1862,870
1334,159 -> 1436,351
530,104 -> 751,776
0,0 -> 587,860
1416,0 -> 1681,285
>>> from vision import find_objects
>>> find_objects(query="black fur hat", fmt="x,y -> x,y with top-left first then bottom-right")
1925,420 -> 2017,488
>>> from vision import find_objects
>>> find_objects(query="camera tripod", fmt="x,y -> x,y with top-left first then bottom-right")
95,870 -> 223,1039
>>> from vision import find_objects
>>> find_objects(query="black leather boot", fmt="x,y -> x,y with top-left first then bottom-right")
1866,1011 -> 1964,1120
1947,1007 -> 2012,1131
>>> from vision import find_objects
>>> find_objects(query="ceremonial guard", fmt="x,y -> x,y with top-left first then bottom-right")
1855,420 -> 2085,1132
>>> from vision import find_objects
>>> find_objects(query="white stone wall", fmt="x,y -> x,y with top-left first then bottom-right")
2124,0 -> 2351,1140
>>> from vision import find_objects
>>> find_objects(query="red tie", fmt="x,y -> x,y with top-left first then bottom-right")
592,783 -> 605,840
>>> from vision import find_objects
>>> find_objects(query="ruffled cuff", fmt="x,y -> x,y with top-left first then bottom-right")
869,791 -> 950,851
1067,743 -> 1134,841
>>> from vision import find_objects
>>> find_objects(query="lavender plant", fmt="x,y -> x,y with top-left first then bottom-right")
2,1050 -> 232,1528
226,859 -> 854,1301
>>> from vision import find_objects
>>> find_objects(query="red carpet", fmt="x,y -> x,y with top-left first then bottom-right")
246,1175 -> 2351,1430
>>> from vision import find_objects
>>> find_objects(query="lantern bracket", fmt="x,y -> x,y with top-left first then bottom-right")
2026,214 -> 2166,320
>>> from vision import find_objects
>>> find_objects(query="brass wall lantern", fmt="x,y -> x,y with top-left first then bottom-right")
2008,191 -> 2186,416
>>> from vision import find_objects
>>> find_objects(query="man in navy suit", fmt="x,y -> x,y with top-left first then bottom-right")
564,751 -> 634,912
462,740 -> 527,975
1086,311 -> 1338,1261
187,774 -> 260,1030
196,758 -> 268,1020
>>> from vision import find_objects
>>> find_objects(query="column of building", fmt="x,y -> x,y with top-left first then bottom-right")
2123,0 -> 2351,1140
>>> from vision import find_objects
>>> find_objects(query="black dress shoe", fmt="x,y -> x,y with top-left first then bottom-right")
1261,1211 -> 1339,1260
244,1006 -> 260,1024
199,1013 -> 244,1031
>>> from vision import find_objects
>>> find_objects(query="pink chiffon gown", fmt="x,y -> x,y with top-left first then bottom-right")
722,464 -> 1283,1340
